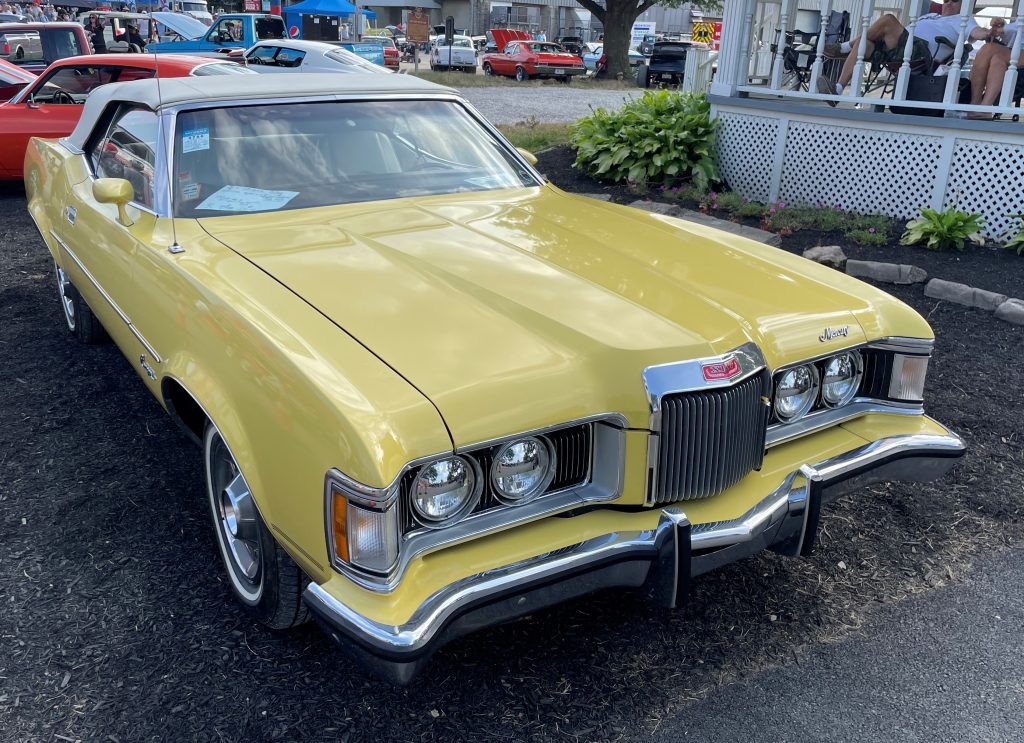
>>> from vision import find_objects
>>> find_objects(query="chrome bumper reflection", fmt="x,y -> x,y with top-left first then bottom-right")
304,431 -> 964,683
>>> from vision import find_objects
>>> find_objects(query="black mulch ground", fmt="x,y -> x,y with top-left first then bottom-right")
537,145 -> 1024,299
1,168 -> 1022,742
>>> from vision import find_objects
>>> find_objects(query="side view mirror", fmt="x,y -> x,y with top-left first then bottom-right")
93,177 -> 134,225
516,147 -> 538,166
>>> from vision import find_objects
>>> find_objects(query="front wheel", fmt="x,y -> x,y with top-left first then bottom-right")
204,424 -> 308,629
515,65 -> 528,82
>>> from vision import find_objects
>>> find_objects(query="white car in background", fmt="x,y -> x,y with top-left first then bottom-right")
241,38 -> 389,74
430,34 -> 477,73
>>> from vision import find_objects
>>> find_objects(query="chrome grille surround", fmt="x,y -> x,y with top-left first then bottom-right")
642,342 -> 771,505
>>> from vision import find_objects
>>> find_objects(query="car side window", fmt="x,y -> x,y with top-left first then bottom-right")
255,17 -> 285,40
30,65 -> 102,104
246,45 -> 278,64
208,18 -> 236,43
88,105 -> 160,210
505,43 -> 516,55
275,47 -> 305,68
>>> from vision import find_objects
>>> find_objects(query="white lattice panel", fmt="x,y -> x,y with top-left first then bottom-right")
944,139 -> 1024,241
779,122 -> 943,219
715,113 -> 778,202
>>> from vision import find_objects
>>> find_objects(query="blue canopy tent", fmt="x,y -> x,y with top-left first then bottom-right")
283,0 -> 375,39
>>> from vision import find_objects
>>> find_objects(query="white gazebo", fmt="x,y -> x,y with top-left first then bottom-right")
709,0 -> 1024,239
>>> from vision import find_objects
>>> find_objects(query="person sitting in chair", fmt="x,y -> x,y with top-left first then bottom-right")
815,0 -> 990,105
116,22 -> 148,51
968,19 -> 1022,115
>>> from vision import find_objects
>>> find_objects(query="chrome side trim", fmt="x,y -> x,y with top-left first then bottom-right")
326,416 -> 627,593
305,429 -> 964,658
50,229 -> 162,363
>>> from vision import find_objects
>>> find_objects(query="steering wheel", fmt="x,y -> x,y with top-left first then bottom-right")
52,90 -> 76,105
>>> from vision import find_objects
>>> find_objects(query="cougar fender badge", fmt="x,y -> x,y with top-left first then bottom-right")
65,206 -> 76,225
702,356 -> 742,382
819,326 -> 850,342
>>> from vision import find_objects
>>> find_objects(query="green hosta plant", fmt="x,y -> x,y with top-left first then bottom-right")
570,90 -> 719,190
1004,214 -> 1024,255
900,207 -> 985,252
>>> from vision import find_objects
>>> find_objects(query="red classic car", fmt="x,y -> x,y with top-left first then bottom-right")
0,58 -> 35,100
479,29 -> 586,82
364,36 -> 400,71
0,53 -> 243,180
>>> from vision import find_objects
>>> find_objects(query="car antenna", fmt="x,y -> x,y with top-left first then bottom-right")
154,44 -> 184,255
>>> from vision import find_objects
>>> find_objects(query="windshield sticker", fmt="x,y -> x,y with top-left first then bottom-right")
182,127 -> 210,154
182,182 -> 201,201
197,185 -> 299,212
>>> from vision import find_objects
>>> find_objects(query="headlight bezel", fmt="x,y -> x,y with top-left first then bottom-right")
767,340 -> 931,447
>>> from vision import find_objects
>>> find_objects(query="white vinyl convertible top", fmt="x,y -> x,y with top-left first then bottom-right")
66,73 -> 452,150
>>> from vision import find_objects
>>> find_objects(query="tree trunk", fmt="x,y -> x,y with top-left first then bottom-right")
602,6 -> 635,80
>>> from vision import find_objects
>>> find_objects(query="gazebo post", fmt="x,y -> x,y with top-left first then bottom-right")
710,0 -> 754,96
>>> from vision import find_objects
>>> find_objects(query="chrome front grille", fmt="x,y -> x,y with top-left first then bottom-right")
652,371 -> 770,503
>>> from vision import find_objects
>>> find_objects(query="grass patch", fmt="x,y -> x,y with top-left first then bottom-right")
497,121 -> 572,152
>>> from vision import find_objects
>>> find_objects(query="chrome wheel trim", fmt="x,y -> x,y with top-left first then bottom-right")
206,429 -> 263,603
55,264 -> 75,331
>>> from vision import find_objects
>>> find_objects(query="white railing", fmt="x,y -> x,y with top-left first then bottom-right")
730,0 -> 1024,120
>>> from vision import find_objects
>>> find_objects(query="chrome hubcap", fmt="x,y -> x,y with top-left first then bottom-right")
55,265 -> 75,330
218,473 -> 260,580
210,439 -> 261,591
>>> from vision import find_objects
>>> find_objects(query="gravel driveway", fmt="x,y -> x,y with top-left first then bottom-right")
458,86 -> 639,124
1,180 -> 1021,741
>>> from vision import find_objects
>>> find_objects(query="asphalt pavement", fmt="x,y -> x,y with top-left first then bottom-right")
648,547 -> 1024,743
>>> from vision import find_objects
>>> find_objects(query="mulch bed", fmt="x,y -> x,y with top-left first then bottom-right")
537,144 -> 1024,299
0,165 -> 1022,742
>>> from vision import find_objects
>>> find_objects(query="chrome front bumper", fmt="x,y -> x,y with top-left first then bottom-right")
304,431 -> 964,684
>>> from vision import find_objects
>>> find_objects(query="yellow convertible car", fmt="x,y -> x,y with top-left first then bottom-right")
24,74 -> 964,683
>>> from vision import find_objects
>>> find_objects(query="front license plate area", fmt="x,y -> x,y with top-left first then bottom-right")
554,68 -> 565,74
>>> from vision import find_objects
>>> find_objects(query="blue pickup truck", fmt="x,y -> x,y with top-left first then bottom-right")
148,13 -> 287,55
149,12 -> 384,66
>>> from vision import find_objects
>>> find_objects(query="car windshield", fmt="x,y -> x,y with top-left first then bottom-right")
172,100 -> 539,217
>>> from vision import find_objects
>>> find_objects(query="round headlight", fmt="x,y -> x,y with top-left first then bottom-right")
822,351 -> 862,407
774,365 -> 819,422
490,437 -> 555,505
410,456 -> 480,527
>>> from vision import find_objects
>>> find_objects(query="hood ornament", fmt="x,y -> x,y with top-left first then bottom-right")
819,326 -> 850,342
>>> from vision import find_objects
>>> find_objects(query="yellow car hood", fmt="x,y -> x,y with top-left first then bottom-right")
199,187 -> 882,445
